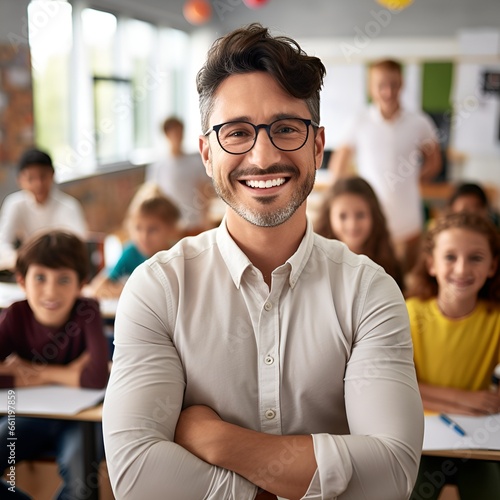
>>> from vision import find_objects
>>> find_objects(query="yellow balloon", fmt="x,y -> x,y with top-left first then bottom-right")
376,0 -> 414,9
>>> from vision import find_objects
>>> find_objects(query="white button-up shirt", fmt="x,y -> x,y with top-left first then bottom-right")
103,218 -> 423,499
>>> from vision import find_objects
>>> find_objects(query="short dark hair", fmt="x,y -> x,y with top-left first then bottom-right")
161,116 -> 184,135
18,148 -> 54,173
448,182 -> 489,209
196,23 -> 326,133
16,230 -> 89,283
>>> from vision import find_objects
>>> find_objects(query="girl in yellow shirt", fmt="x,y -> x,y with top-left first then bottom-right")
406,211 -> 500,500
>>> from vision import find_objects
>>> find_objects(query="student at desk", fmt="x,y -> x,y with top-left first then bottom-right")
0,230 -> 109,499
405,212 -> 500,500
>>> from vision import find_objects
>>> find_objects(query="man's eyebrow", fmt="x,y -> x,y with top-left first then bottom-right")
217,114 -> 307,123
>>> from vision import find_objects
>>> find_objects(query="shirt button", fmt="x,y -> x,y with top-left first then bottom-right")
265,409 -> 276,420
264,302 -> 272,311
264,355 -> 274,365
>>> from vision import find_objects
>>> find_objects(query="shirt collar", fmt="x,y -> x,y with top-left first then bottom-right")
216,216 -> 315,289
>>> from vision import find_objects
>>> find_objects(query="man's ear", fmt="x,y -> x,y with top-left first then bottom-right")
314,127 -> 326,171
199,135 -> 213,178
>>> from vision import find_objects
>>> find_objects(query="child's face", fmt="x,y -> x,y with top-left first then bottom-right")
130,214 -> 177,257
166,125 -> 183,148
18,165 -> 54,204
18,265 -> 82,328
428,228 -> 497,307
450,195 -> 488,218
329,194 -> 373,253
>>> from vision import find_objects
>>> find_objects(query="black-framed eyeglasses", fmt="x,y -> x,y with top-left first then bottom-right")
204,118 -> 319,155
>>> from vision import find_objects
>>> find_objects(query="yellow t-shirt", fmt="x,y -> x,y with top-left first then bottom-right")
407,298 -> 500,391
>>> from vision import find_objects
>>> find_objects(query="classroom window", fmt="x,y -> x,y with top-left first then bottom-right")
28,0 -> 190,180
28,0 -> 72,166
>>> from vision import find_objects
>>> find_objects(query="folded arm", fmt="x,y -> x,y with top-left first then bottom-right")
176,271 -> 424,500
175,405 -> 315,500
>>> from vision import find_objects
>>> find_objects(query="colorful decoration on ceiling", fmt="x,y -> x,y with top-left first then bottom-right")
242,0 -> 270,8
183,0 -> 212,25
376,0 -> 413,9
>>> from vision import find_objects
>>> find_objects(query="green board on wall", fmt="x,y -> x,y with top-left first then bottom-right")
422,62 -> 453,112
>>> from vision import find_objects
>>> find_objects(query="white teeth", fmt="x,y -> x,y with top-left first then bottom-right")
245,178 -> 286,189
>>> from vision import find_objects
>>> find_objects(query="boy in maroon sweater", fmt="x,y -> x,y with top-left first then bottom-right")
0,230 -> 109,499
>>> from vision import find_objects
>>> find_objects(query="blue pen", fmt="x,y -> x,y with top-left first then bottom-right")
439,413 -> 467,436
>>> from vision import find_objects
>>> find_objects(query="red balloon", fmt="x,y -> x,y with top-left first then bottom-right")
183,0 -> 212,25
242,0 -> 269,8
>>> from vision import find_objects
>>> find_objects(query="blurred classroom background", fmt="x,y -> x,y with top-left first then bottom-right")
1,0 -> 499,239
1,1 -> 500,498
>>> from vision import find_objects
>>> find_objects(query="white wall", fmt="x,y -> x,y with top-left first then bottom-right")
301,34 -> 500,206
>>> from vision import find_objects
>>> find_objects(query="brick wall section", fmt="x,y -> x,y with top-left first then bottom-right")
0,43 -> 34,165
60,166 -> 146,235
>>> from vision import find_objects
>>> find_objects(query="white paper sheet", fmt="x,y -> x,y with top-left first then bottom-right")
0,386 -> 106,416
424,413 -> 500,451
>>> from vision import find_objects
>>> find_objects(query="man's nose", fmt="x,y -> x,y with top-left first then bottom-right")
245,129 -> 282,168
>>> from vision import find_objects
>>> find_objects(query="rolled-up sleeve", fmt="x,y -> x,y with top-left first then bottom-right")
306,270 -> 424,499
102,261 -> 258,499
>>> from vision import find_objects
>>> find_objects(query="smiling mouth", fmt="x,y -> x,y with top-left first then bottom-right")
244,177 -> 287,189
41,302 -> 61,310
450,279 -> 473,288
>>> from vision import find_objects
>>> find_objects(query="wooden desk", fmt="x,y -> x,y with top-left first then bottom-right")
14,402 -> 102,422
423,412 -> 500,462
423,448 -> 500,461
